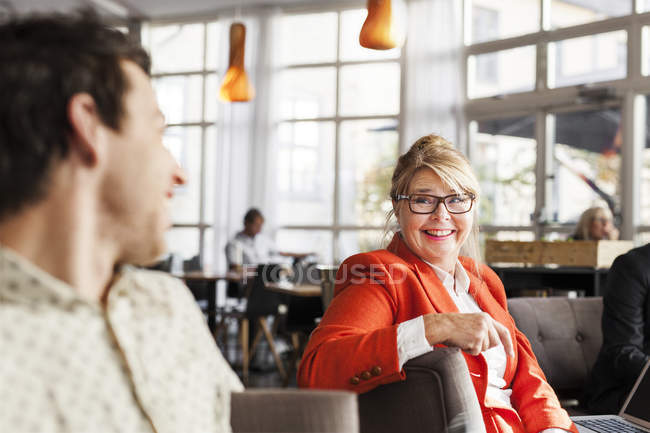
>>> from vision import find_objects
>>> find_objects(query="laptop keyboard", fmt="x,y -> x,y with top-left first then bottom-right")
575,418 -> 647,433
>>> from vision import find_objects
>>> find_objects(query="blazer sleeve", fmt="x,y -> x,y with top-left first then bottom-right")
297,253 -> 405,394
480,265 -> 577,433
601,251 -> 650,384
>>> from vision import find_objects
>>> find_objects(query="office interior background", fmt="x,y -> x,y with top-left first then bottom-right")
8,0 -> 650,272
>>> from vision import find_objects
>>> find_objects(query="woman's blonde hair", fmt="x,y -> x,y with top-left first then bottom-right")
573,206 -> 614,240
385,134 -> 482,272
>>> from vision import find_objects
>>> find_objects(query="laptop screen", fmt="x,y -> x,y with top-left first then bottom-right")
622,360 -> 650,424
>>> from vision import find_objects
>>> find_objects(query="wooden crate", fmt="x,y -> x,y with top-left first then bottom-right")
485,240 -> 634,268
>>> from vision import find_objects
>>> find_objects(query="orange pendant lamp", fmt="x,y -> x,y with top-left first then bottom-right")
359,0 -> 406,50
219,22 -> 255,102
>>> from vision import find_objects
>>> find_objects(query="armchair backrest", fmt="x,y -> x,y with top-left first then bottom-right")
358,348 -> 485,433
231,389 -> 359,433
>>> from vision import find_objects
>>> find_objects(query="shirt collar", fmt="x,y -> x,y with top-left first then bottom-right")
0,245 -> 129,310
424,259 -> 470,295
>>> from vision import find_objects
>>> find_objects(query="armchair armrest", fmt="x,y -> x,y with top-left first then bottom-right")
359,348 -> 485,433
231,389 -> 358,433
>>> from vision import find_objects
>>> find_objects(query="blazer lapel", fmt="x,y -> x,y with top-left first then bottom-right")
388,233 -> 517,382
387,233 -> 459,314
412,262 -> 460,313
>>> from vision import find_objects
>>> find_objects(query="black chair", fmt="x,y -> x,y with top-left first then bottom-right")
145,254 -> 173,272
214,263 -> 290,385
183,254 -> 202,272
181,255 -> 213,315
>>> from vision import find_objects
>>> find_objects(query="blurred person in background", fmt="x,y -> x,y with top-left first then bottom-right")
226,208 -> 278,270
225,207 -> 313,280
570,206 -> 619,241
225,208 -> 312,271
0,10 -> 242,432
298,134 -> 577,433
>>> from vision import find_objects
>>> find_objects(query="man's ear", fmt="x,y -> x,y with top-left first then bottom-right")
67,93 -> 102,167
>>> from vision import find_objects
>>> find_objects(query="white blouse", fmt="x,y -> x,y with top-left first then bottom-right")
395,260 -> 568,433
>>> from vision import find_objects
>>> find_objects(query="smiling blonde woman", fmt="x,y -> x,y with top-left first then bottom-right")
571,206 -> 619,241
298,134 -> 577,433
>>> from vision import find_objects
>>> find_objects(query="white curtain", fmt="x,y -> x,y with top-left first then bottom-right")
402,0 -> 465,152
250,7 -> 282,238
210,8 -> 280,273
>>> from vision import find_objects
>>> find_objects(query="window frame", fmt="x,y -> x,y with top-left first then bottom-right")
274,4 -> 403,263
463,1 -> 650,242
141,19 -> 218,263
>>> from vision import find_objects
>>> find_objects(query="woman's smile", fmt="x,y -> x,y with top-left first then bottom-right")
422,229 -> 456,240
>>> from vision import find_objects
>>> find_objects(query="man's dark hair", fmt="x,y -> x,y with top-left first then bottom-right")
0,9 -> 150,221
244,208 -> 264,225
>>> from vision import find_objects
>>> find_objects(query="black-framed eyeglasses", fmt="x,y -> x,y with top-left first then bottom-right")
395,193 -> 475,214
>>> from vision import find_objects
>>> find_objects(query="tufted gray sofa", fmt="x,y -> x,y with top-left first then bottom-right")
507,296 -> 603,413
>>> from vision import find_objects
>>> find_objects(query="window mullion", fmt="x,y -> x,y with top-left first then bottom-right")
541,0 -> 550,31
629,15 -> 642,81
333,10 -> 342,263
534,111 -> 553,240
621,94 -> 644,239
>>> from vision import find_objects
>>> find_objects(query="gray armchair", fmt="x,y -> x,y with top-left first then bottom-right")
231,389 -> 359,433
358,348 -> 485,433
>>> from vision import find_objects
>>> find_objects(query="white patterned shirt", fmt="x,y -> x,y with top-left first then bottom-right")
0,246 -> 243,433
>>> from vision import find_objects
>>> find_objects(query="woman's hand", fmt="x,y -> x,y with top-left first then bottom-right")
422,312 -> 515,357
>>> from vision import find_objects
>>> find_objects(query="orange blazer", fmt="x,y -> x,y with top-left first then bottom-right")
298,234 -> 577,433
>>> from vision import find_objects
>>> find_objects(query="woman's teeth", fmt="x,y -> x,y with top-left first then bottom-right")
424,229 -> 453,237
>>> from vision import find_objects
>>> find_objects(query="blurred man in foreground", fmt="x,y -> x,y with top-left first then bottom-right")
0,10 -> 242,432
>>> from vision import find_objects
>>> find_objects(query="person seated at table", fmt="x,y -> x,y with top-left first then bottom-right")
570,206 -> 619,241
298,134 -> 577,433
225,208 -> 311,270
584,243 -> 650,414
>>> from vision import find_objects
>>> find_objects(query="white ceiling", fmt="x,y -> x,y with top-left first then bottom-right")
4,0 -> 331,20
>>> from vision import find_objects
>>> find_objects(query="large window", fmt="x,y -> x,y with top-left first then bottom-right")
550,108 -> 622,223
465,0 -> 650,244
141,21 -> 219,265
271,8 -> 401,264
472,116 -> 537,229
